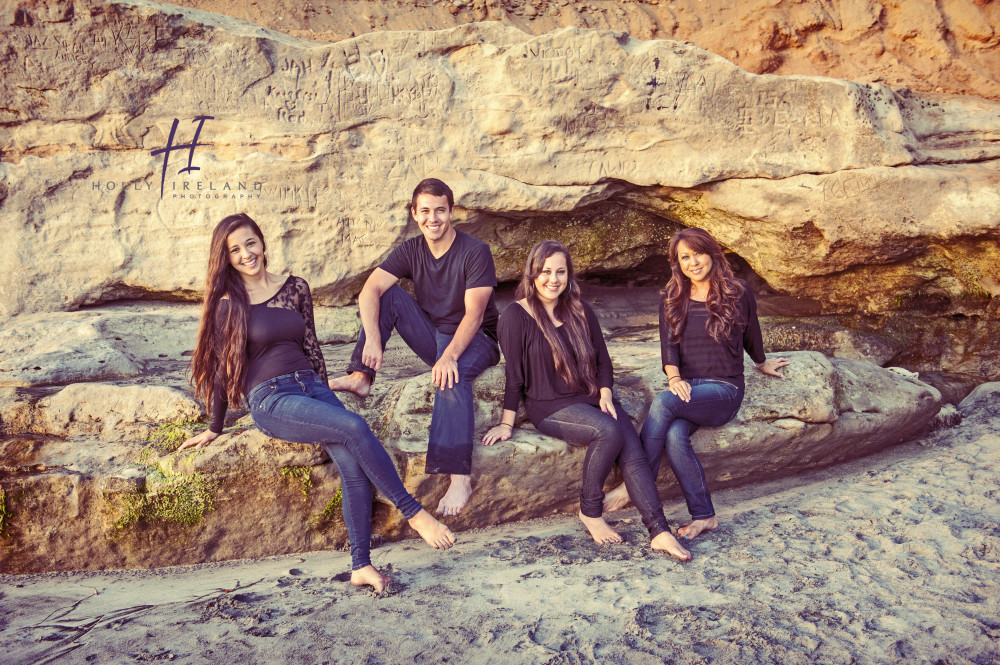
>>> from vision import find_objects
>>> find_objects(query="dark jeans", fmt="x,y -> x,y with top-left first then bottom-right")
248,370 -> 423,571
346,285 -> 501,475
537,400 -> 671,539
641,379 -> 745,521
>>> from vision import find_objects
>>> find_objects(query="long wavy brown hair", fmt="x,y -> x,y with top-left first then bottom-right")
515,240 -> 598,395
189,213 -> 268,409
663,227 -> 745,342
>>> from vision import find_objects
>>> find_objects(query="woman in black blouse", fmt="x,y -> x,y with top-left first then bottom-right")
603,227 -> 788,541
180,213 -> 454,593
483,240 -> 691,561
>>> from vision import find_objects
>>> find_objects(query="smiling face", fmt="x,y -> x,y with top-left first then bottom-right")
411,193 -> 454,244
533,252 -> 568,305
675,239 -> 713,285
227,225 -> 265,279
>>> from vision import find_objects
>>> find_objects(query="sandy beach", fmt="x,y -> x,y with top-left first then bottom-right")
3,410 -> 998,665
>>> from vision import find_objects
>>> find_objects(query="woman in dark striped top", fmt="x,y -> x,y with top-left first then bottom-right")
603,227 -> 788,541
483,240 -> 692,561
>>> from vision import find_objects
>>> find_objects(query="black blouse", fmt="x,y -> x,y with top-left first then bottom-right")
209,275 -> 328,433
498,301 -> 613,426
659,280 -> 766,391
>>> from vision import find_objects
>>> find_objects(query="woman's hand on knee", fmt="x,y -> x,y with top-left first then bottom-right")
599,391 -> 618,420
178,429 -> 219,452
669,379 -> 692,402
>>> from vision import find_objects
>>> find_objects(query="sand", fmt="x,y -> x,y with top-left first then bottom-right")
2,416 -> 998,665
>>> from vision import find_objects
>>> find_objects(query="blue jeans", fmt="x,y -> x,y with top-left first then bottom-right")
641,379 -> 745,521
248,370 -> 423,571
346,285 -> 501,475
537,400 -> 671,539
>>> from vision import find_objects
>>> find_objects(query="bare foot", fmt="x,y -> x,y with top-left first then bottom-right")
436,475 -> 473,516
328,371 -> 372,397
602,483 -> 631,513
408,509 -> 456,549
578,512 -> 624,544
678,516 -> 719,540
350,565 -> 391,594
651,531 -> 692,562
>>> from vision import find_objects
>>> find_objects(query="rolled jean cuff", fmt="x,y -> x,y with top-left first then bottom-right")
344,363 -> 376,383
647,520 -> 672,541
691,512 -> 716,521
424,455 -> 472,476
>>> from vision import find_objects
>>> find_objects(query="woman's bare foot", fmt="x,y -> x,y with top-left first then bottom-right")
651,531 -> 692,562
579,512 -> 624,544
436,475 -> 473,516
350,565 -> 391,594
602,483 -> 632,513
677,516 -> 719,540
328,371 -> 372,397
408,509 -> 456,549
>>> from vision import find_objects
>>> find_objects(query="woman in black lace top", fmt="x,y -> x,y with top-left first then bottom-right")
180,213 -> 454,593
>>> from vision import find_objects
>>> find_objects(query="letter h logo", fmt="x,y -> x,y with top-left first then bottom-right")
150,116 -> 214,199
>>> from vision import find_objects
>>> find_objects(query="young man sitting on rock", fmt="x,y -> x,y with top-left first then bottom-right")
329,178 -> 501,516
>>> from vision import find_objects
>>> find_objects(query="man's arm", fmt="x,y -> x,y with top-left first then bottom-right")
357,267 -> 400,371
432,285 -> 492,390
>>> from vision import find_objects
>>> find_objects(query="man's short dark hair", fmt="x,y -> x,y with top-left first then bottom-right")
410,178 -> 454,210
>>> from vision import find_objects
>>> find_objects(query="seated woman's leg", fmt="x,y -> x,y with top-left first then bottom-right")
663,418 -> 714,521
322,442 -> 377,570
251,373 -> 455,552
639,390 -> 686,475
536,403 -> 625,544
660,380 -> 743,538
613,406 -> 691,560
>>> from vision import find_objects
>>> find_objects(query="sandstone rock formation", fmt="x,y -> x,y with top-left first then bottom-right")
1,0 -> 998,324
0,303 -> 357,388
159,0 -> 1000,102
0,348 -> 944,574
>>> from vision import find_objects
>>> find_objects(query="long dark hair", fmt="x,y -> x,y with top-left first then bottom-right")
663,227 -> 745,342
189,213 -> 268,409
515,240 -> 598,395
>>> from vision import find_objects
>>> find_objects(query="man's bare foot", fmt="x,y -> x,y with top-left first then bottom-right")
350,565 -> 391,594
651,531 -> 692,562
436,475 -> 472,516
579,512 -> 624,544
602,483 -> 631,513
328,371 -> 372,397
408,509 -> 456,549
678,516 -> 719,540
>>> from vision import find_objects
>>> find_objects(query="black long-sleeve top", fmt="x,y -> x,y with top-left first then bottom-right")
209,276 -> 328,433
660,280 -> 766,391
499,301 -> 613,426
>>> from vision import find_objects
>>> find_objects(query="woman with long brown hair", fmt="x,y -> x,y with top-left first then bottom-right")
603,227 -> 788,541
483,240 -> 692,561
179,213 -> 455,593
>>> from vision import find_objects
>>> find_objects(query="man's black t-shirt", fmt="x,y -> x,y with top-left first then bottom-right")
380,230 -> 500,340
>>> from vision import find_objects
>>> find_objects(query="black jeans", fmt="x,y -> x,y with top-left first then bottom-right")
537,400 -> 671,539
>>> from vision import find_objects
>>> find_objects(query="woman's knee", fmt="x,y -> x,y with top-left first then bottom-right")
589,416 -> 624,450
664,419 -> 695,454
649,390 -> 683,418
318,409 -> 377,448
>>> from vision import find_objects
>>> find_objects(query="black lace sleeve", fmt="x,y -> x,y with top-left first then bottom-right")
293,276 -> 329,383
